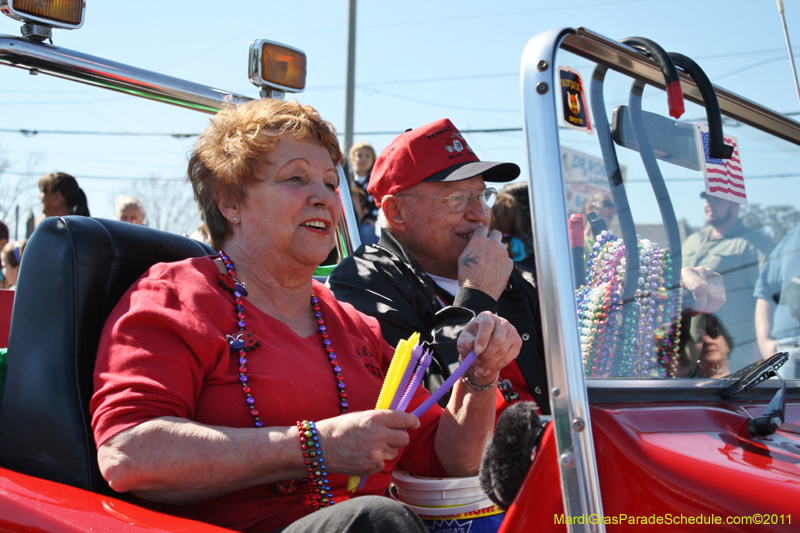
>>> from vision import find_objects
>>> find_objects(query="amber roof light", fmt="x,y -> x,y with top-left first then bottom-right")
1,0 -> 85,30
249,40 -> 307,96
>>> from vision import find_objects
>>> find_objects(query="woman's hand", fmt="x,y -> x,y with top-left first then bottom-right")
457,311 -> 521,387
315,410 -> 420,477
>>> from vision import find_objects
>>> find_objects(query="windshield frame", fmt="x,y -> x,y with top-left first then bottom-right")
522,26 -> 800,532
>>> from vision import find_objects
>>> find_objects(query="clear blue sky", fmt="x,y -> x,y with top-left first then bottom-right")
0,0 -> 797,231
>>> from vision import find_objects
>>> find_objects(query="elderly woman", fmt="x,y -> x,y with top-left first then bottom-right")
90,99 -> 520,533
114,195 -> 146,225
39,171 -> 90,217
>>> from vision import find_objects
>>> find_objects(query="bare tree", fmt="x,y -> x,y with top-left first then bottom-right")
741,203 -> 800,244
133,175 -> 200,235
0,149 -> 43,237
0,150 -> 38,219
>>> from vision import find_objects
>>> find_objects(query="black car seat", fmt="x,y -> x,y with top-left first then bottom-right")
0,216 -> 214,494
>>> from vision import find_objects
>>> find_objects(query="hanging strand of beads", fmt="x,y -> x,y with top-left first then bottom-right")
577,230 -> 682,378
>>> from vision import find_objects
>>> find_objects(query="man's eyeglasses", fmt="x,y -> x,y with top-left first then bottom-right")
396,187 -> 497,213
592,200 -> 615,210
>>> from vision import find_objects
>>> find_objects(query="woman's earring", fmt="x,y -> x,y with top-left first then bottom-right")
233,216 -> 239,222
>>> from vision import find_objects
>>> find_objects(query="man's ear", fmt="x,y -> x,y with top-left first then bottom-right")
216,190 -> 241,224
381,196 -> 407,231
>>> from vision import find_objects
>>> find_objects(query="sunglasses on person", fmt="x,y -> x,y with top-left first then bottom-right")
396,187 -> 497,213
695,315 -> 722,339
592,200 -> 615,209
704,321 -> 721,339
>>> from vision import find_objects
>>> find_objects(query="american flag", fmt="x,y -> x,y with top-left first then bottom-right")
695,123 -> 747,205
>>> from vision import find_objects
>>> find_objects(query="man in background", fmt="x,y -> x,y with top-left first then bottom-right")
754,224 -> 800,377
114,195 -> 146,225
682,192 -> 773,371
329,118 -> 549,415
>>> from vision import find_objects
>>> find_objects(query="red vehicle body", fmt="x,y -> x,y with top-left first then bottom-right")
0,8 -> 797,532
503,403 -> 800,532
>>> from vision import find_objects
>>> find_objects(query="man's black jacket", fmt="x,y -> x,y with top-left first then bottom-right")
327,230 -> 549,413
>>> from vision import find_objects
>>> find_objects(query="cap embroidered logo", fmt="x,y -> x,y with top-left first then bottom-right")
367,118 -> 520,207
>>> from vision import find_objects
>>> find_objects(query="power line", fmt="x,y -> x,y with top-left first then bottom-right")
310,72 -> 518,91
2,108 -> 799,139
0,126 -> 527,137
2,170 -> 187,183
0,128 -> 196,138
361,88 -> 519,113
715,56 -> 789,81
694,46 -> 800,61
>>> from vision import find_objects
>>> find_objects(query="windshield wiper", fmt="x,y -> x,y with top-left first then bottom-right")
722,352 -> 789,436
722,351 -> 788,398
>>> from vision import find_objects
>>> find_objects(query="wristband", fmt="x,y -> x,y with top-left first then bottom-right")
461,371 -> 500,391
297,420 -> 334,510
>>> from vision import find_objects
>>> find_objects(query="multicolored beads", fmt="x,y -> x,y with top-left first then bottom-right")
576,231 -> 682,378
218,250 -> 346,511
219,251 -> 265,427
297,420 -> 334,510
313,293 -> 349,414
218,250 -> 349,426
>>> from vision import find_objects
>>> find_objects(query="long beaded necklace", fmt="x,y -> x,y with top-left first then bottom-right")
576,231 -> 682,378
217,250 -> 347,509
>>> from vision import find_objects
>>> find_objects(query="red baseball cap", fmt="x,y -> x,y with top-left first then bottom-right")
367,118 -> 520,207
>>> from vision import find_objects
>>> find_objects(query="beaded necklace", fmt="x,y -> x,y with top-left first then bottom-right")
217,250 -> 349,419
217,250 -> 347,509
576,231 -> 682,378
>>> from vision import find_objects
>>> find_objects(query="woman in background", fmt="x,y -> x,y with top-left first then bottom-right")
678,312 -> 732,378
1,240 -> 26,290
490,193 -> 534,270
39,172 -> 90,218
349,142 -> 378,224
348,142 -> 379,247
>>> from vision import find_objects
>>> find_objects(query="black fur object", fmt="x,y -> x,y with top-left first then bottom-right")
479,401 -> 544,510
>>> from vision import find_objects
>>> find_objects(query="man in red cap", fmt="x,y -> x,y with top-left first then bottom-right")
328,119 -> 549,415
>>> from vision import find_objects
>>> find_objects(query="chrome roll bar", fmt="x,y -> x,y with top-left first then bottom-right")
0,34 -> 251,113
0,34 -> 361,253
521,27 -> 605,533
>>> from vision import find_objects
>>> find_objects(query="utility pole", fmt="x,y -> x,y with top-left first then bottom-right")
777,0 -> 800,108
343,0 -> 357,181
